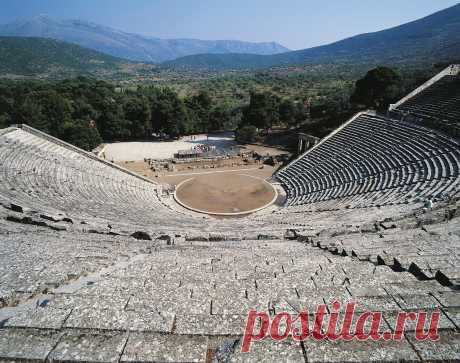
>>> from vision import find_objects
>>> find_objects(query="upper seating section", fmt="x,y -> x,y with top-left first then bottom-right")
396,75 -> 460,123
396,75 -> 460,136
390,65 -> 460,138
0,127 -> 204,229
277,112 -> 460,209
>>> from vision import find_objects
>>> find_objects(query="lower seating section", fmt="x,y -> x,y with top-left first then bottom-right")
0,217 -> 458,361
277,112 -> 460,209
395,75 -> 460,136
302,199 -> 460,287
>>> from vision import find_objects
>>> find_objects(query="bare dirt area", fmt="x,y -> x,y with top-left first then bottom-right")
117,160 -> 159,180
239,144 -> 288,156
117,160 -> 277,183
175,172 -> 277,214
159,164 -> 276,186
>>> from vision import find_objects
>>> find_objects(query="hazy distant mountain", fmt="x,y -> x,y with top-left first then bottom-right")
0,36 -> 146,78
0,15 -> 290,62
164,3 -> 460,70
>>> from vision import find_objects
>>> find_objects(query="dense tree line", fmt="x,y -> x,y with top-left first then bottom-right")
0,77 -> 240,150
0,65 -> 444,150
235,66 -> 411,143
240,91 -> 309,129
350,67 -> 404,111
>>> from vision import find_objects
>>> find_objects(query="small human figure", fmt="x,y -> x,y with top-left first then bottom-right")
423,198 -> 433,212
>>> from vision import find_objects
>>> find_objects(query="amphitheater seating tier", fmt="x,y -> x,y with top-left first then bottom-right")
396,75 -> 460,124
1,62 -> 460,361
277,113 -> 460,209
0,213 -> 459,362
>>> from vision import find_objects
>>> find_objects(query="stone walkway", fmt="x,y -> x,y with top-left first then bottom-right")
1,221 -> 459,361
103,133 -> 236,161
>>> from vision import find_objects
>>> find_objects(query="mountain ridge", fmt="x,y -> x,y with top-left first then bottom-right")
163,3 -> 460,70
0,15 -> 290,63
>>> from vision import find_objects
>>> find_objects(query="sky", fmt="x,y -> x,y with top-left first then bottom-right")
1,0 -> 458,50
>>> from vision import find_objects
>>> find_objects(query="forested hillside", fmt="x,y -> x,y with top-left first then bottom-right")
0,36 -> 144,78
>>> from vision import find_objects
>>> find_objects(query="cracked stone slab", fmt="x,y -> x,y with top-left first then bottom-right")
372,267 -> 418,284
384,280 -> 452,295
64,307 -> 128,330
270,298 -> 303,315
254,286 -> 299,302
384,309 -> 456,332
347,285 -> 389,298
120,333 -> 207,362
318,287 -> 353,303
143,278 -> 184,293
392,294 -> 442,310
350,296 -> 401,312
128,310 -> 175,333
230,339 -> 304,362
44,293 -> 130,310
4,307 -> 71,329
175,314 -> 247,335
311,271 -> 351,287
271,295 -> 324,313
62,306 -> 175,333
206,285 -> 251,300
277,271 -> 323,286
406,330 -> 460,361
48,330 -> 128,362
74,277 -> 146,296
442,307 -> 460,329
0,328 -> 62,361
211,296 -> 268,315
127,294 -> 210,315
341,263 -> 376,276
197,277 -> 252,292
432,291 -> 460,308
303,336 -> 419,362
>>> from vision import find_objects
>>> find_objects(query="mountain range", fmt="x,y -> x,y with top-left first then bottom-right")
0,15 -> 289,63
0,4 -> 459,78
164,3 -> 460,70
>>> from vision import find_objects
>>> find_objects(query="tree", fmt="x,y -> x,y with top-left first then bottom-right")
60,120 -> 102,151
96,98 -> 129,141
124,96 -> 151,139
150,88 -> 190,137
242,91 -> 280,129
13,95 -> 47,131
71,98 -> 98,121
0,94 -> 13,116
350,67 -> 403,111
209,103 -> 237,131
40,91 -> 72,137
185,91 -> 212,132
279,99 -> 297,127
0,113 -> 11,128
236,125 -> 258,144
294,101 -> 309,126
